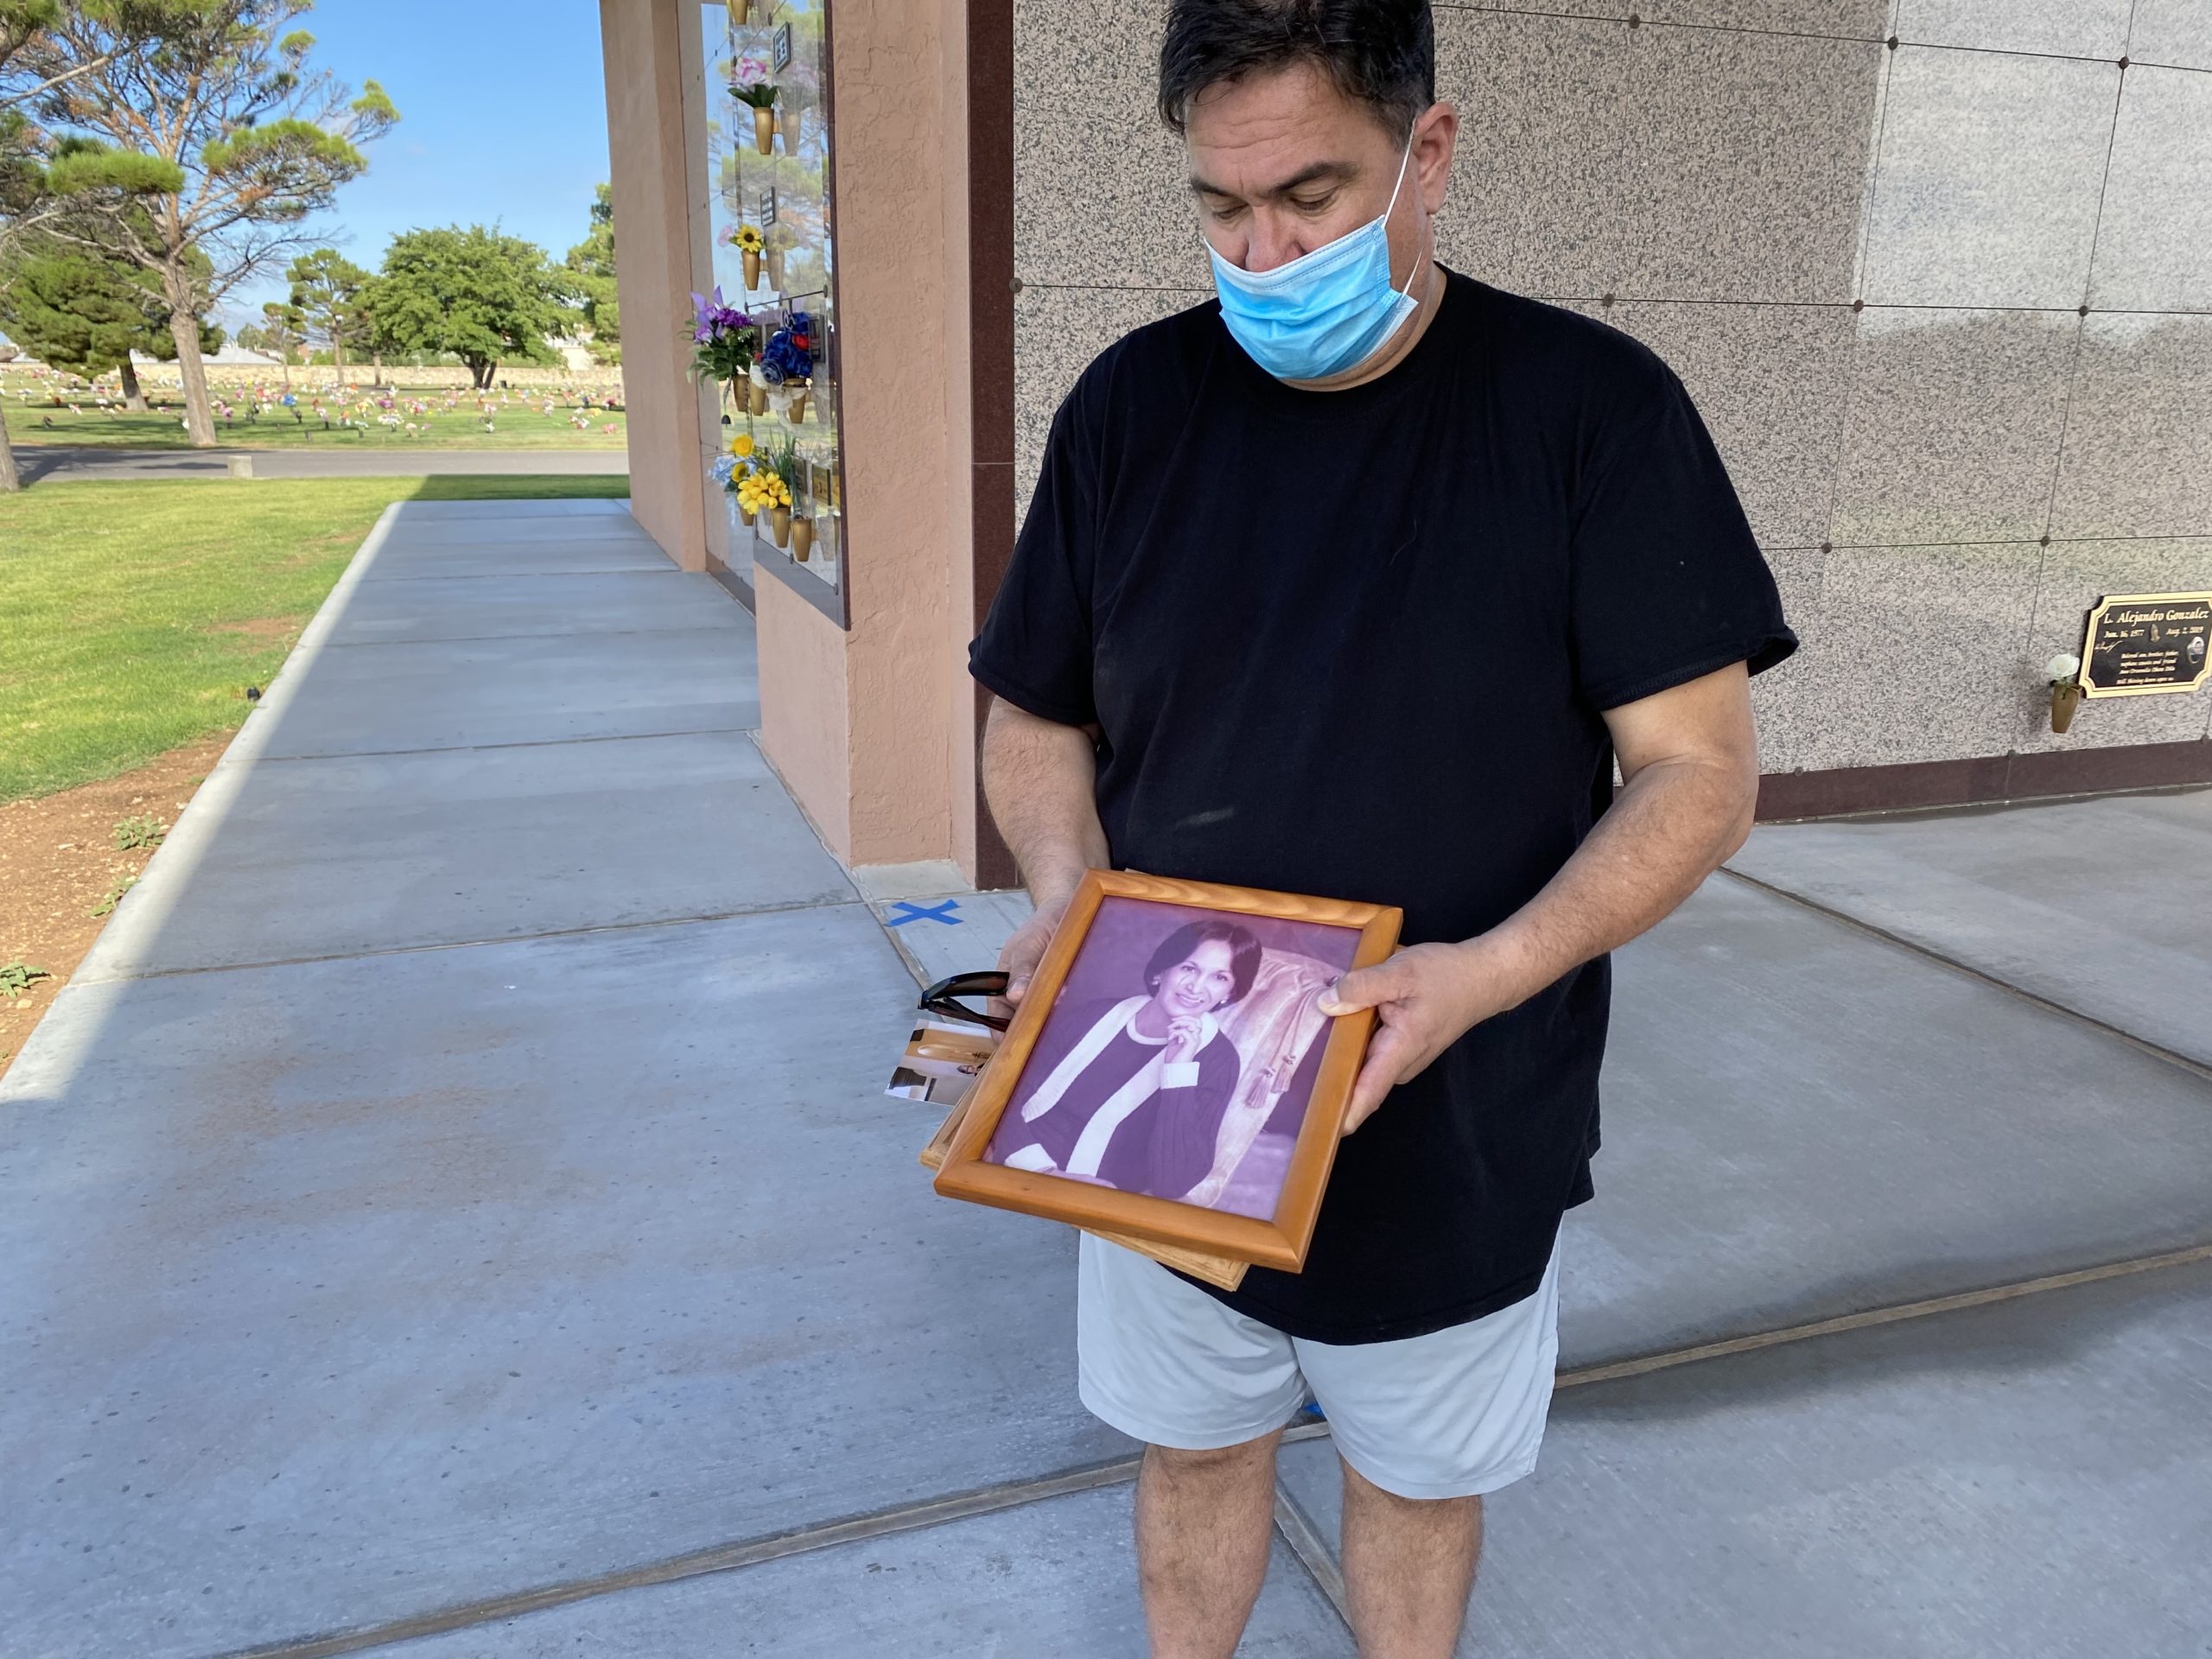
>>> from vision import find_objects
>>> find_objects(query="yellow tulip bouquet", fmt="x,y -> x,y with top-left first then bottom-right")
735,468 -> 791,518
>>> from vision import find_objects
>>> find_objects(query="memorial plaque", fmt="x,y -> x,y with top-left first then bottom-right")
2078,591 -> 2212,698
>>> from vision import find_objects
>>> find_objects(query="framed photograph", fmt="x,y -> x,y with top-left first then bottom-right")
932,871 -> 1402,1272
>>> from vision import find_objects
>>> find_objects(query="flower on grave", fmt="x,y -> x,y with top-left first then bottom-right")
2045,653 -> 2082,686
728,432 -> 753,458
686,287 -> 760,385
736,469 -> 791,514
730,224 -> 765,255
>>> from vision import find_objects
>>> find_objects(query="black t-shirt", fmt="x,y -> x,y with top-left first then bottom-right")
970,270 -> 1795,1343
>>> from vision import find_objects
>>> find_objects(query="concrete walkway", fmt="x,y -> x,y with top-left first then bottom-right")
3,500 -> 2208,1656
13,445 -> 627,483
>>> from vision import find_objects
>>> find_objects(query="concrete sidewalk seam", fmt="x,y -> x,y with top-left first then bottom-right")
354,566 -> 674,584
167,1239 -> 2212,1658
312,623 -> 747,651
65,897 -> 874,987
1555,1240 -> 2212,1390
250,724 -> 761,766
1716,865 -> 2212,1084
320,625 -> 740,649
207,1424 -> 1341,1659
1273,1482 -> 1355,1635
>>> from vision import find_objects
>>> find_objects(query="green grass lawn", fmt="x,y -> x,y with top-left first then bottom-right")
3,370 -> 630,451
0,475 -> 630,802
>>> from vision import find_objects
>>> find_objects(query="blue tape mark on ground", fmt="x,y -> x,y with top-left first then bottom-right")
886,899 -> 963,927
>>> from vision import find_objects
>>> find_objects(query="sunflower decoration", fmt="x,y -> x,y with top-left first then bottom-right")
731,225 -> 765,255
728,431 -> 754,459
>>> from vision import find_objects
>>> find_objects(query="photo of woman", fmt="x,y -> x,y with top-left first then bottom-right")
987,919 -> 1260,1201
981,897 -> 1363,1217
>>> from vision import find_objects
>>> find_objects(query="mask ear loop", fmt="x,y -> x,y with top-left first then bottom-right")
1381,137 -> 1421,303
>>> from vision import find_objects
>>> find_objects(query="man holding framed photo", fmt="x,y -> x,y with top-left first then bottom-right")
969,1 -> 1796,1652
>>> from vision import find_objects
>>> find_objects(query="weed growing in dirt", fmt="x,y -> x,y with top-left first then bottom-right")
2,963 -> 53,1000
112,816 -> 167,851
89,878 -> 137,918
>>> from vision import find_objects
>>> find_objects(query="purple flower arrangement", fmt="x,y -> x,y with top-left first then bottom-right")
687,288 -> 760,386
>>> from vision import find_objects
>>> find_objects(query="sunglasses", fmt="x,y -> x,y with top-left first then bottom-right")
917,969 -> 1012,1033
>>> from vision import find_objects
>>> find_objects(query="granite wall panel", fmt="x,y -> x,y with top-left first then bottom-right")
2050,314 -> 2212,540
2087,64 -> 2212,312
1827,308 -> 2078,546
1431,10 -> 1634,296
1896,0 -> 2133,58
1456,0 -> 1894,34
1861,45 -> 2116,308
1611,22 -> 1885,302
2128,0 -> 2212,71
1009,3 -> 2212,781
1764,542 -> 2046,769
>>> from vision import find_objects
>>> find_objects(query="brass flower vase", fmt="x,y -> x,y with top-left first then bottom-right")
779,105 -> 800,149
766,248 -> 785,290
753,107 -> 775,156
791,514 -> 814,562
740,505 -> 756,527
770,504 -> 791,549
2050,682 -> 2083,734
741,248 -> 760,289
748,381 -> 767,416
789,389 -> 809,423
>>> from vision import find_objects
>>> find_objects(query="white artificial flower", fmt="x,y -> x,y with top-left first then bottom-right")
2045,652 -> 2082,683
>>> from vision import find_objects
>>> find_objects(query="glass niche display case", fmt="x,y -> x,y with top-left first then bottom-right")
702,0 -> 846,620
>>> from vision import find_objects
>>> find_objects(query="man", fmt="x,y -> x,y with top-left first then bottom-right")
970,2 -> 1795,1653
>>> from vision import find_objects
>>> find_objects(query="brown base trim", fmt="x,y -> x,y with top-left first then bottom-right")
703,553 -> 755,613
1757,739 -> 2212,821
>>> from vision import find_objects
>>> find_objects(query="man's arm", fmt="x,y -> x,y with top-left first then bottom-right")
1319,662 -> 1760,1132
980,696 -> 1110,1008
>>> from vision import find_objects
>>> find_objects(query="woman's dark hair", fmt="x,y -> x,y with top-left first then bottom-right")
1159,0 -> 1436,142
1144,920 -> 1265,1007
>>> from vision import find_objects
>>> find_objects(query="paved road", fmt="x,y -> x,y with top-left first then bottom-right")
12,443 -> 628,483
2,499 -> 2207,1655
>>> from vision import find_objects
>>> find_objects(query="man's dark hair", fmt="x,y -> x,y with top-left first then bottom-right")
1144,920 -> 1265,1007
1158,0 -> 1436,141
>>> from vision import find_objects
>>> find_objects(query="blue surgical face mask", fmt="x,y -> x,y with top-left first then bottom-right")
1207,143 -> 1421,382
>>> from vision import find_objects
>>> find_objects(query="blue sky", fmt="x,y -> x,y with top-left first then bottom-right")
225,0 -> 612,320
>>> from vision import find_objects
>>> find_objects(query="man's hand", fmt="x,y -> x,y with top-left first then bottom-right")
1317,938 -> 1531,1135
993,887 -> 1075,1020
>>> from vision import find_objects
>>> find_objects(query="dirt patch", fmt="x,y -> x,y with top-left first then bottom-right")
207,616 -> 300,641
0,735 -> 232,1084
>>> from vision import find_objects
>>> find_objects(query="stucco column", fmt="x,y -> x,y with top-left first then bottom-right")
754,0 -> 959,871
601,0 -> 711,571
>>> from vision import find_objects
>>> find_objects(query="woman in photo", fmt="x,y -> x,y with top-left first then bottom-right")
988,920 -> 1259,1202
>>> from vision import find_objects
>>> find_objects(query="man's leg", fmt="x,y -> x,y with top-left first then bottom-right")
1134,1427 -> 1283,1659
1339,1456 -> 1482,1657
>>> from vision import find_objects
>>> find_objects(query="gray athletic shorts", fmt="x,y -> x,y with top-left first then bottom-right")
1077,1232 -> 1561,1501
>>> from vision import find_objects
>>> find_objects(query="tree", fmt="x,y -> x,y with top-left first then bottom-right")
286,245 -> 366,379
371,225 -> 574,390
564,181 -> 619,365
0,0 -> 88,491
6,2 -> 396,447
256,297 -> 303,384
0,232 -> 217,405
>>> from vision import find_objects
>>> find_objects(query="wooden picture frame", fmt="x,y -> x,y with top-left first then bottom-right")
932,871 -> 1402,1273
